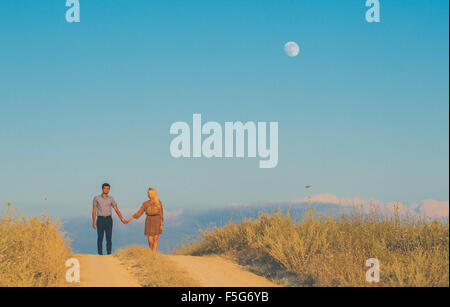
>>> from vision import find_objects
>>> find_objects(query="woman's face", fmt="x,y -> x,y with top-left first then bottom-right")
147,190 -> 152,199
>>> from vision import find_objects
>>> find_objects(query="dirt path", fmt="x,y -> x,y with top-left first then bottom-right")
74,253 -> 277,287
75,254 -> 140,287
168,255 -> 278,287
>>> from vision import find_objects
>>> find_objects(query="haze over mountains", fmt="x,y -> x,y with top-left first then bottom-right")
61,194 -> 449,254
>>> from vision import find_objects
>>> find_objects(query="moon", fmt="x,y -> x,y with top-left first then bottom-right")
284,41 -> 300,57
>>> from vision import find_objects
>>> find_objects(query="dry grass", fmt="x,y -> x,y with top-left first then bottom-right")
115,245 -> 201,287
175,207 -> 449,287
0,204 -> 73,287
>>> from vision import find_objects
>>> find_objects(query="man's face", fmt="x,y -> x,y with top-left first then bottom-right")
102,186 -> 110,195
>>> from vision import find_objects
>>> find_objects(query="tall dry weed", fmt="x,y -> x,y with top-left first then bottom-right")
0,205 -> 72,287
175,207 -> 449,287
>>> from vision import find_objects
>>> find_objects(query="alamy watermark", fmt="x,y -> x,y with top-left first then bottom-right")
65,258 -> 80,283
365,0 -> 381,23
365,258 -> 380,283
65,0 -> 80,23
170,114 -> 279,169
65,1 -> 380,24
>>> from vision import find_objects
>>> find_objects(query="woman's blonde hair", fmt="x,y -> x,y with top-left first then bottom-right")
148,188 -> 160,203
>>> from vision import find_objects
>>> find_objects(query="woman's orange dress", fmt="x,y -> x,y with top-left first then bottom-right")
133,200 -> 164,236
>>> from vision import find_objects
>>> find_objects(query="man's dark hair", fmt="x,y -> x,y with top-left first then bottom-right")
102,183 -> 111,189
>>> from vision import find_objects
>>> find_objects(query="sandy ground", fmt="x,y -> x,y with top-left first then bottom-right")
168,255 -> 278,287
76,254 -> 140,287
75,253 -> 277,287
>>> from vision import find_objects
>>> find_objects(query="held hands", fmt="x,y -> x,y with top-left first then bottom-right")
123,217 -> 133,225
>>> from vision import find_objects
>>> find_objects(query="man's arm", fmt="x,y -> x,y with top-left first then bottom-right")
113,205 -> 126,224
92,205 -> 97,229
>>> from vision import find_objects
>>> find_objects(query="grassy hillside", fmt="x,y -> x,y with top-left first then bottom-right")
175,207 -> 449,287
0,204 -> 73,287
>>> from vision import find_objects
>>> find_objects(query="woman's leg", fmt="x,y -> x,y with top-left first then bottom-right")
153,235 -> 159,252
147,235 -> 154,249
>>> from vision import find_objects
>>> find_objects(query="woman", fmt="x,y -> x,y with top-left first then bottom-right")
126,187 -> 164,251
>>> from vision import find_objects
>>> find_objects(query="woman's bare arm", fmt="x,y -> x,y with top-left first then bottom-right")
128,203 -> 145,222
160,202 -> 164,231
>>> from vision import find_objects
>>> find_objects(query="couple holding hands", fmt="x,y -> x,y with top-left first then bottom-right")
92,183 -> 164,255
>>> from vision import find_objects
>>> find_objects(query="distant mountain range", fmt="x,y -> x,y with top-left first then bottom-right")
61,194 -> 449,254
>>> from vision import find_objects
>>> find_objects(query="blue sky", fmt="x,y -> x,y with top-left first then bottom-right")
0,0 -> 448,217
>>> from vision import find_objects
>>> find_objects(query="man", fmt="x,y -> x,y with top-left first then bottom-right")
92,183 -> 126,255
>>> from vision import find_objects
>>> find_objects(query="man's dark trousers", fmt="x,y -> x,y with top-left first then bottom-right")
97,216 -> 113,255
